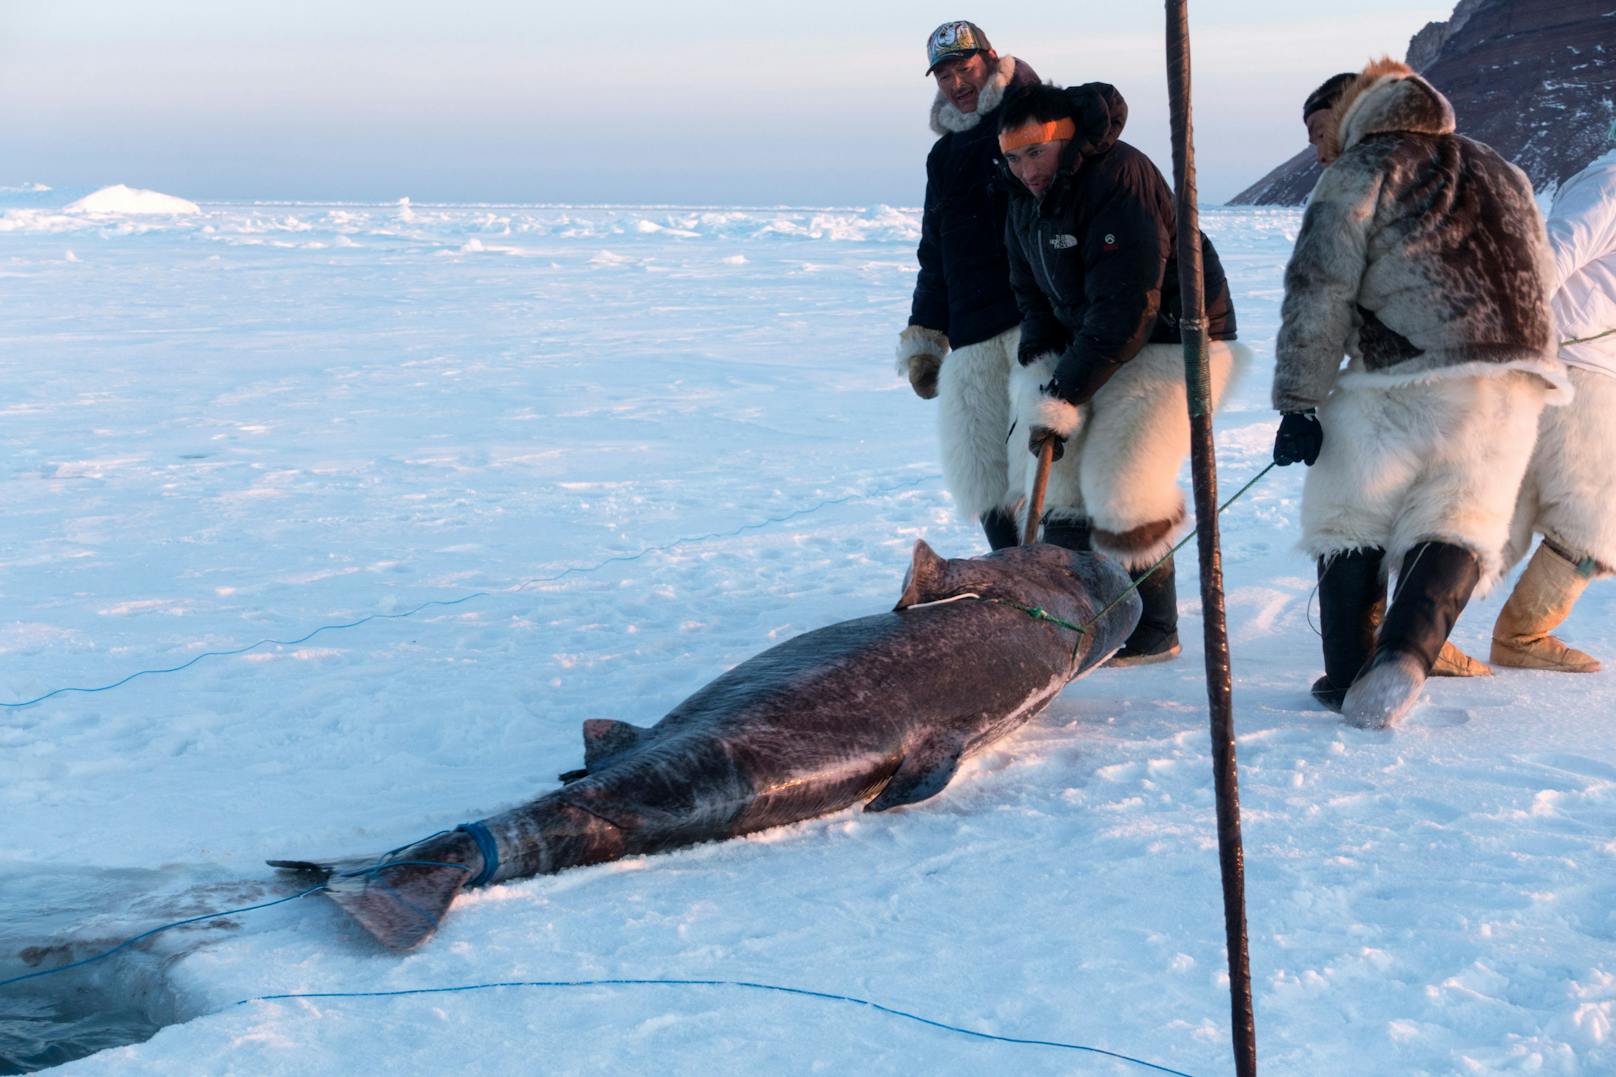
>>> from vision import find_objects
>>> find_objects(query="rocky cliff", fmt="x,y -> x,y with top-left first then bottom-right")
1230,0 -> 1616,205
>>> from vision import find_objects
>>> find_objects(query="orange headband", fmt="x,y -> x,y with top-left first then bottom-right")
998,118 -> 1077,152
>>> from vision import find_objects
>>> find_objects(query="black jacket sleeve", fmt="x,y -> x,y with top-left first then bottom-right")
1005,213 -> 1068,363
1053,156 -> 1170,385
908,144 -> 950,334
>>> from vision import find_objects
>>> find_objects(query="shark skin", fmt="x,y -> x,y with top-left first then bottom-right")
272,541 -> 1141,949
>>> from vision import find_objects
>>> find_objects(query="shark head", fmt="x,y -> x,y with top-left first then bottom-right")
894,540 -> 1134,611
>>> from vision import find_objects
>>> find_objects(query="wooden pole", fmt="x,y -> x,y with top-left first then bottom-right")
1023,440 -> 1055,545
1163,3 -> 1257,1073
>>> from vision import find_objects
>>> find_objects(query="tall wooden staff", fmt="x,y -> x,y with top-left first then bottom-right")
1163,3 -> 1256,1073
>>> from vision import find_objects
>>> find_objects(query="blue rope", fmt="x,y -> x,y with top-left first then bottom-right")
0,474 -> 934,709
456,822 -> 500,887
0,883 -> 1198,1074
0,884 -> 327,990
233,978 -> 1197,1075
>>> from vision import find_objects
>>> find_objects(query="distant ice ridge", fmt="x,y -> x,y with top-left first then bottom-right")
0,197 -> 925,244
64,185 -> 199,215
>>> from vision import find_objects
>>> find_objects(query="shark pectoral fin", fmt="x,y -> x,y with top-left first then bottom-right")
581,718 -> 650,770
864,735 -> 967,812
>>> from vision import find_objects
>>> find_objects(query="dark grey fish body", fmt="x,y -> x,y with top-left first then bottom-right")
273,541 -> 1139,948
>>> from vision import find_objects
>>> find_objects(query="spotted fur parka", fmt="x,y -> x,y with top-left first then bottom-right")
1272,60 -> 1569,413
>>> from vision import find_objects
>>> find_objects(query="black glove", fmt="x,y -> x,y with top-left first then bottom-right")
1029,425 -> 1066,462
1273,409 -> 1322,466
1048,354 -> 1122,408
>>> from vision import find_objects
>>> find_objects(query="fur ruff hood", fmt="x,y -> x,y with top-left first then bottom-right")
930,54 -> 1025,135
1328,58 -> 1456,160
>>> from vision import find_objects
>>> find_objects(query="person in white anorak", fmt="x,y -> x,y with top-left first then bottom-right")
1270,59 -> 1570,729
1491,120 -> 1616,673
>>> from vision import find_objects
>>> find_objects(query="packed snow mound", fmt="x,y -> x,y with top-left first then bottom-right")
65,184 -> 199,215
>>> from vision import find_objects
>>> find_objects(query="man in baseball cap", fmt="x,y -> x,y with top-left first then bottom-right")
894,22 -> 1041,552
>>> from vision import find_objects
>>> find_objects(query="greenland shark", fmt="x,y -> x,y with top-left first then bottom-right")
272,540 -> 1140,949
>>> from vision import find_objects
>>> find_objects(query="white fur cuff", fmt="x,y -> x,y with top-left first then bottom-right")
896,325 -> 950,376
1031,392 -> 1081,438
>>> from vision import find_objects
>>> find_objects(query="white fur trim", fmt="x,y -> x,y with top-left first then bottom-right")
1337,355 -> 1573,407
935,326 -> 1023,519
895,325 -> 950,377
1301,370 -> 1549,593
930,54 -> 1017,136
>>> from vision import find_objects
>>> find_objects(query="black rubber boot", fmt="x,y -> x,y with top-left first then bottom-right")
980,506 -> 1020,551
1342,541 -> 1481,729
1106,555 -> 1180,667
1041,516 -> 1092,552
1310,548 -> 1386,713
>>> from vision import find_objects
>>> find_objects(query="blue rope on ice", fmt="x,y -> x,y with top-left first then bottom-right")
0,884 -> 327,990
233,978 -> 1198,1075
456,821 -> 500,887
0,474 -> 934,710
0,879 -> 1197,1075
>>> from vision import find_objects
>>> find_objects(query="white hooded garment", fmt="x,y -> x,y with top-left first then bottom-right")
1548,148 -> 1616,378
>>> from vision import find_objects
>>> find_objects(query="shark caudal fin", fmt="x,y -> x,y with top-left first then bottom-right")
269,828 -> 485,950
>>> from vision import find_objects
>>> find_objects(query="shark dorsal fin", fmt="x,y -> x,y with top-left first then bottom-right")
894,539 -> 951,610
581,718 -> 649,769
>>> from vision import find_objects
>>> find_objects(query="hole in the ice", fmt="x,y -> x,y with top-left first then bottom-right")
0,949 -> 176,1074
0,866 -> 273,1073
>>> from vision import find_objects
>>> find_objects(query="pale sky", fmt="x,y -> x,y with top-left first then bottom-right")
2,0 -> 1454,205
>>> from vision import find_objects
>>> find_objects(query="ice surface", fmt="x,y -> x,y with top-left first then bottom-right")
1,193 -> 1613,1075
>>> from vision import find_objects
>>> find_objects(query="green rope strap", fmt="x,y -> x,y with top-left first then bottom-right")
1561,327 -> 1616,347
987,461 -> 1279,661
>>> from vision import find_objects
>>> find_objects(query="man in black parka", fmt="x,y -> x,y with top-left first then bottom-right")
999,81 -> 1247,664
896,20 -> 1038,551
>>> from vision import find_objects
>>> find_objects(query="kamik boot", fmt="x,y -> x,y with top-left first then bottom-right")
1041,515 -> 1093,552
1490,543 -> 1602,673
980,506 -> 1021,551
1106,555 -> 1180,667
1342,541 -> 1481,729
1311,548 -> 1384,713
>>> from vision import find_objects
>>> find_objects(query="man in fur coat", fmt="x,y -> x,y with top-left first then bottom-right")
896,20 -> 1038,551
1271,59 -> 1570,728
1493,124 -> 1616,673
999,81 -> 1248,665
1293,70 -> 1494,683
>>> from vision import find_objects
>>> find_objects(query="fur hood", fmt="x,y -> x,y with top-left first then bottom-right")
930,55 -> 1032,135
1328,58 -> 1456,160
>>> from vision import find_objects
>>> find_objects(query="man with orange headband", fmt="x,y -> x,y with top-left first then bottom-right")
999,81 -> 1247,666
896,20 -> 1039,551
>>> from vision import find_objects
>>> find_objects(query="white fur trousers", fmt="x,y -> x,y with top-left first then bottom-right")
1010,341 -> 1249,569
936,326 -> 1025,520
1506,365 -> 1616,573
1302,369 -> 1550,593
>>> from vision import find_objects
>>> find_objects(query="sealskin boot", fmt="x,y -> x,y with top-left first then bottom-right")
1310,548 -> 1384,713
1343,541 -> 1481,729
1432,640 -> 1492,678
980,506 -> 1020,551
1106,555 -> 1180,667
1041,516 -> 1093,552
1490,543 -> 1602,673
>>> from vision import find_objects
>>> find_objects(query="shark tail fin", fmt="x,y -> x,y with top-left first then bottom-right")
269,828 -> 484,950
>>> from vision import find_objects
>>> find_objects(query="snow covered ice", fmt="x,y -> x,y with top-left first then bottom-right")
1,187 -> 1613,1074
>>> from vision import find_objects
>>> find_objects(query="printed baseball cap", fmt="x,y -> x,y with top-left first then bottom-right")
925,20 -> 992,75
